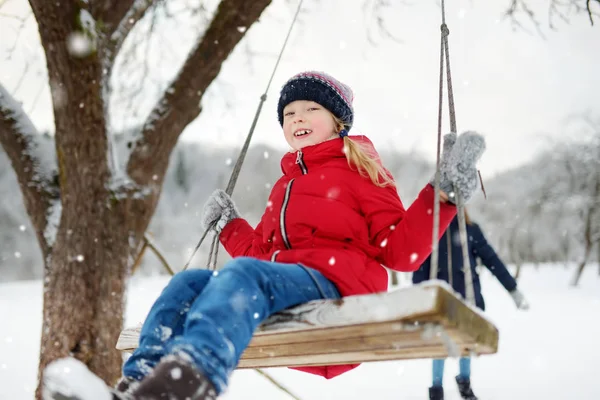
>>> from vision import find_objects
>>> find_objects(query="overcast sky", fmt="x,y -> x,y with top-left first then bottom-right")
1,0 -> 599,177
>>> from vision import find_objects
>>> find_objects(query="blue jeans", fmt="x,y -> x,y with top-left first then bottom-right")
432,357 -> 471,387
122,257 -> 341,394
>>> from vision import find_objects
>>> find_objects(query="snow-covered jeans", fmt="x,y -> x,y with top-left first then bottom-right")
432,357 -> 471,387
122,256 -> 341,394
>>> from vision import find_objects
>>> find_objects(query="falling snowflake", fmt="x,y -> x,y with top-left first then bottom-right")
327,187 -> 341,199
380,238 -> 388,248
410,253 -> 418,263
66,32 -> 93,58
14,252 -> 21,259
76,255 -> 84,262
170,367 -> 182,380
328,257 -> 336,266
19,225 -> 26,232
253,312 -> 260,319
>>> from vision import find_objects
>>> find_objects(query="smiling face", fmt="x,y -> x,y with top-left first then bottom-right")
282,100 -> 338,150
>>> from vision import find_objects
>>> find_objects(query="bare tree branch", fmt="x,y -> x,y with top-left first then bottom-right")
2,9 -> 33,61
587,0 -> 600,25
504,0 -> 600,31
92,0 -> 141,34
102,0 -> 155,70
108,4 -> 162,123
127,0 -> 273,186
504,0 -> 546,37
362,0 -> 405,46
0,84 -> 56,255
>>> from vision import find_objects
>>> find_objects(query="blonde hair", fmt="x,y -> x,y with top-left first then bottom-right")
332,116 -> 395,188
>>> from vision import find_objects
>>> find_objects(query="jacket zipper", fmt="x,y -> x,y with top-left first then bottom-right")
279,178 -> 294,249
296,150 -> 307,174
276,151 -> 306,255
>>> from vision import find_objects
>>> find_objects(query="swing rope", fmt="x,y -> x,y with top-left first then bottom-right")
430,0 -> 476,305
182,0 -> 305,272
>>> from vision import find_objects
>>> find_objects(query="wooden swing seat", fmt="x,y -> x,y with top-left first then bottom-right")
116,281 -> 498,369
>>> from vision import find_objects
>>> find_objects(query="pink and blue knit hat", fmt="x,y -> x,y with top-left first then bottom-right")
277,71 -> 354,132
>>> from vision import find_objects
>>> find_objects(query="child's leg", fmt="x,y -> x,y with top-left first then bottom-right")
166,257 -> 341,394
458,357 -> 471,379
432,359 -> 445,387
122,268 -> 213,381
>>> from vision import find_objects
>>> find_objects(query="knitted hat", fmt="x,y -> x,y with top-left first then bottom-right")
277,71 -> 354,131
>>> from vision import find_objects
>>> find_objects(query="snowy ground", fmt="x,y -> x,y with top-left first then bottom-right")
1,263 -> 599,399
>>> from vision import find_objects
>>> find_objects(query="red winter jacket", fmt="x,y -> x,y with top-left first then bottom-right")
220,136 -> 456,378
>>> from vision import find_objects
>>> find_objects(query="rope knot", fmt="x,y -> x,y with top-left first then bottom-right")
440,23 -> 450,37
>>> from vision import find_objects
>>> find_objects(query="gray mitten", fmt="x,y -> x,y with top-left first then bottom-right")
510,289 -> 530,310
431,131 -> 486,204
201,189 -> 241,232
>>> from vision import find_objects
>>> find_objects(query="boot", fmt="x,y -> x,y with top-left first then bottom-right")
455,376 -> 478,400
114,376 -> 139,394
429,385 -> 444,400
130,356 -> 218,400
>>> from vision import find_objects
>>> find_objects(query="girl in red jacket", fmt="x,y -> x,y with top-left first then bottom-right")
45,72 -> 485,400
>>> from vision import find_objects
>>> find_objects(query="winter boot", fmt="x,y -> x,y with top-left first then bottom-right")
130,355 -> 217,400
429,385 -> 444,400
114,376 -> 139,394
455,376 -> 478,400
112,376 -> 140,398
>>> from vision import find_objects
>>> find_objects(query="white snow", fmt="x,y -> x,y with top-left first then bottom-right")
66,32 -> 94,58
0,264 -> 599,399
43,199 -> 62,247
0,83 -> 55,183
42,358 -> 112,400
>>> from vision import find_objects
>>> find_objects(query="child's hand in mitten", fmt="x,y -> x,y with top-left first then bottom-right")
510,289 -> 530,310
201,189 -> 241,232
431,131 -> 486,204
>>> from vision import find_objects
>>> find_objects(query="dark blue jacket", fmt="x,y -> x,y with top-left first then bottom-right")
412,217 -> 517,310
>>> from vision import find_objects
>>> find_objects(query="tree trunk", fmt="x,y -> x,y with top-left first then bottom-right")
597,240 -> 600,276
571,250 -> 591,287
571,208 -> 594,287
39,205 -> 134,388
